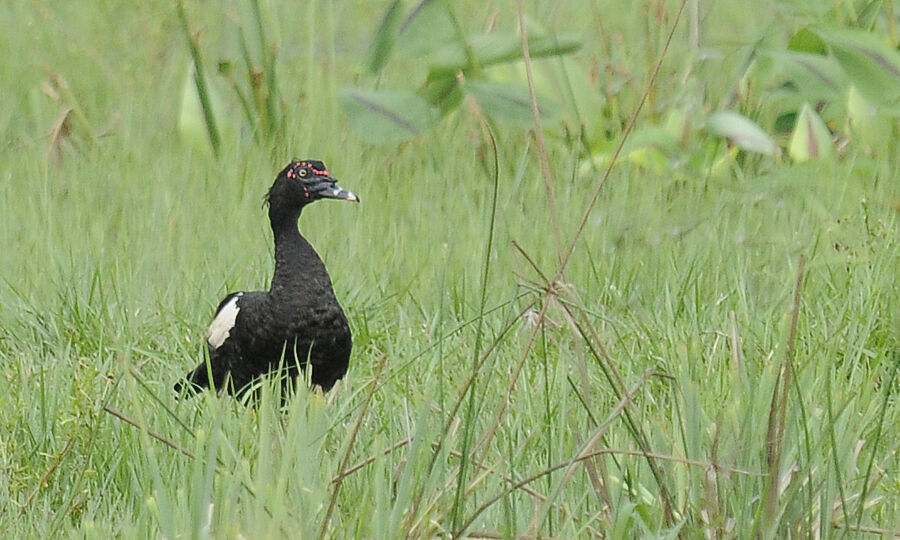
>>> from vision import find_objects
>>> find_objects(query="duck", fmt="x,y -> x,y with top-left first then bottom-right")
175,159 -> 358,398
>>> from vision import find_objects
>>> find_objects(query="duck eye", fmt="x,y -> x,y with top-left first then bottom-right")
298,168 -> 309,178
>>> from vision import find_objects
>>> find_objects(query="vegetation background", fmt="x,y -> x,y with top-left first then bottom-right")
1,0 -> 899,538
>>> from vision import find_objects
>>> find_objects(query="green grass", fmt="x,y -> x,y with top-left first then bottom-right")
2,1 -> 899,538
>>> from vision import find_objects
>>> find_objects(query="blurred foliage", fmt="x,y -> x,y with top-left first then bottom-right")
603,5 -> 900,176
177,0 -> 284,157
334,0 -> 900,183
172,0 -> 900,177
339,1 -> 581,143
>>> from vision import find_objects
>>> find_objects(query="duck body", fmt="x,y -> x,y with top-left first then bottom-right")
176,160 -> 358,397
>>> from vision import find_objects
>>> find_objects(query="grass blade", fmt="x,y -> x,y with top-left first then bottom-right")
175,1 -> 221,157
449,124 -> 501,533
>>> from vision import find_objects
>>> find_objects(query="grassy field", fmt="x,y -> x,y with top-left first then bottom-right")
2,1 -> 899,538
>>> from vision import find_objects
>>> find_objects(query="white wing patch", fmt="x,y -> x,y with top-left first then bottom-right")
207,293 -> 243,349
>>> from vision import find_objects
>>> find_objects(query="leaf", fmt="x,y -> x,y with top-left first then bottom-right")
623,127 -> 680,173
339,88 -> 438,143
846,85 -> 893,149
812,26 -> 900,104
580,127 -> 680,174
428,32 -> 581,76
394,0 -> 456,56
178,62 -> 227,154
546,57 -> 606,142
787,27 -> 827,54
624,126 -> 681,156
366,0 -> 404,74
774,112 -> 797,134
706,111 -> 779,156
788,103 -> 835,161
855,0 -> 882,30
762,50 -> 848,101
421,72 -> 463,114
663,108 -> 690,144
464,80 -> 559,127
487,56 -> 606,143
847,85 -> 877,125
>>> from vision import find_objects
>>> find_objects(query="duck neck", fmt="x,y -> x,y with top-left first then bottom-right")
269,207 -> 326,295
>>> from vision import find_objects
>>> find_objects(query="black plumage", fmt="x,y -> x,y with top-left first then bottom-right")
176,160 -> 358,398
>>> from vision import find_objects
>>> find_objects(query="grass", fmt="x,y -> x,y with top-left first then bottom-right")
2,1 -> 899,538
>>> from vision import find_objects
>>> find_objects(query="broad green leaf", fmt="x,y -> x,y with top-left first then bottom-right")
847,85 -> 894,150
178,62 -> 227,154
548,57 -> 606,142
428,32 -> 581,77
847,85 -> 876,125
706,111 -> 779,156
622,126 -> 680,157
339,88 -> 438,143
774,112 -> 797,134
421,71 -> 464,114
813,26 -> 900,104
623,127 -> 680,173
579,127 -> 680,174
394,0 -> 456,55
178,66 -> 205,151
625,147 -> 670,173
762,50 -> 848,101
663,108 -> 690,144
789,103 -> 835,161
464,80 -> 559,127
366,0 -> 404,74
487,56 -> 606,143
856,0 -> 882,30
787,27 -> 827,54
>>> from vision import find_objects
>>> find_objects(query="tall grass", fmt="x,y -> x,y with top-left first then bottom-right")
1,1 -> 899,538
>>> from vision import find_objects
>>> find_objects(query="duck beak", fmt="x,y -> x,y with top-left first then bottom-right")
317,178 -> 360,202
329,185 -> 360,202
